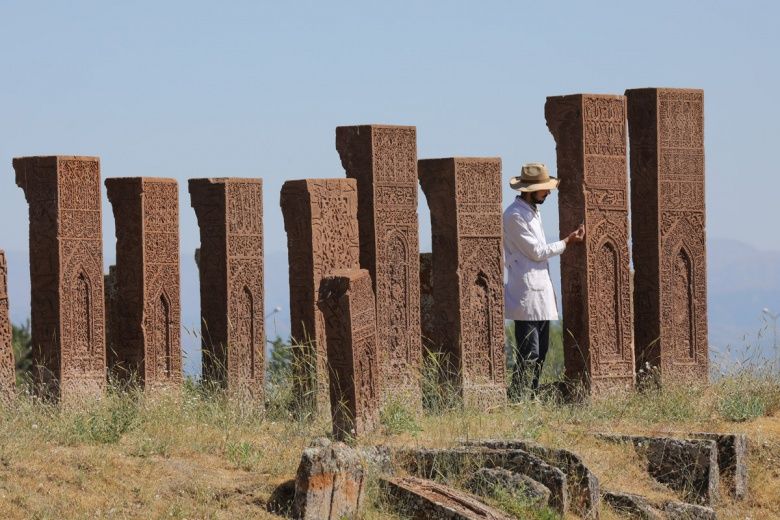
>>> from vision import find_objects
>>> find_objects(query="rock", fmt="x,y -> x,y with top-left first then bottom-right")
465,439 -> 600,518
598,434 -> 719,505
466,467 -> 551,505
603,490 -> 664,520
382,476 -> 514,520
292,438 -> 371,520
687,432 -> 748,499
395,446 -> 568,515
662,500 -> 717,520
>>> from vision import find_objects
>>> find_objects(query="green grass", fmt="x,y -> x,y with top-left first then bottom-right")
0,331 -> 778,519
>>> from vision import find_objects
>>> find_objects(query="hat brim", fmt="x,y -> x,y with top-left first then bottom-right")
509,177 -> 560,192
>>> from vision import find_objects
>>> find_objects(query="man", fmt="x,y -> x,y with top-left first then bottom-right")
503,163 -> 584,396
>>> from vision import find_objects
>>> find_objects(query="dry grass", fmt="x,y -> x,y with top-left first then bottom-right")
0,366 -> 778,519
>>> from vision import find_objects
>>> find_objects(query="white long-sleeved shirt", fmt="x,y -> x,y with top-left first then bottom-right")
503,196 -> 566,321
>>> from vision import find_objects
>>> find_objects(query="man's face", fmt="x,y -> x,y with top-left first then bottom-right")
531,189 -> 550,205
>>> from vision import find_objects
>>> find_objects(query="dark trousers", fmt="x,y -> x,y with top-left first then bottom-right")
511,320 -> 550,395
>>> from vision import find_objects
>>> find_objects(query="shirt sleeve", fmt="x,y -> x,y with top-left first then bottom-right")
506,212 -> 566,262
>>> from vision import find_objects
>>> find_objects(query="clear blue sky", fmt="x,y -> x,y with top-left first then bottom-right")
1,1 -> 778,369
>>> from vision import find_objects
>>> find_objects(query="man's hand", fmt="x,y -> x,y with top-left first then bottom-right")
564,223 -> 585,245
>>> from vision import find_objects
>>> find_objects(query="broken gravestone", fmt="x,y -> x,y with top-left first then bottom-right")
292,438 -> 390,520
395,446 -> 567,516
598,434 -> 719,505
382,476 -> 513,520
466,467 -> 551,506
464,439 -> 599,519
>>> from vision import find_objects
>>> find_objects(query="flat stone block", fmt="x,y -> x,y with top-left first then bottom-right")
466,467 -> 551,506
382,476 -> 513,520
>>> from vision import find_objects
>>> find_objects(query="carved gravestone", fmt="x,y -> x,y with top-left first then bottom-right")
280,179 -> 360,412
106,178 -> 182,387
336,125 -> 422,406
545,95 -> 635,395
13,156 -> 106,399
0,251 -> 15,394
419,253 -> 435,349
190,178 -> 265,398
626,88 -> 708,383
104,265 -> 118,363
318,269 -> 380,440
418,158 -> 507,407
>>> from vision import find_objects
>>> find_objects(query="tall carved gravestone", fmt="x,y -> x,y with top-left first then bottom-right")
105,178 -> 182,387
318,268 -> 380,440
190,178 -> 265,398
13,156 -> 106,398
545,96 -> 635,395
336,125 -> 422,406
626,88 -> 708,382
104,265 -> 118,355
0,251 -> 15,394
280,179 -> 360,413
418,158 -> 507,407
419,253 -> 435,349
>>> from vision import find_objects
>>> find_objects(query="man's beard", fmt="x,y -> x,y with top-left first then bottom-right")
533,194 -> 546,205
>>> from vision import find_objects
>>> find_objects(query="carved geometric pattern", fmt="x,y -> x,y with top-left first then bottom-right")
318,268 -> 380,440
189,178 -> 265,399
545,95 -> 636,395
0,251 -> 15,395
626,88 -> 708,383
106,178 -> 182,388
13,156 -> 106,399
418,158 -> 506,407
280,179 -> 360,413
336,125 -> 422,407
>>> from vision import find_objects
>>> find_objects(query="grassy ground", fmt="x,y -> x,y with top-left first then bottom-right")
0,370 -> 777,519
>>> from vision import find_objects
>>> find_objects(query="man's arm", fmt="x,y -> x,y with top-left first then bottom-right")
505,213 -> 566,263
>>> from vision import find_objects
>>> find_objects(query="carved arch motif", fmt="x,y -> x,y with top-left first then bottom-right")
466,271 -> 493,380
153,291 -> 173,378
74,270 -> 93,357
385,229 -> 411,365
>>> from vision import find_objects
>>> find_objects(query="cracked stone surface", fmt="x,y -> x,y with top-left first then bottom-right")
382,476 -> 514,520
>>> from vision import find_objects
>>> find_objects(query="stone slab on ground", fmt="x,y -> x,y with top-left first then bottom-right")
661,500 -> 716,520
464,439 -> 599,518
603,490 -> 665,520
466,467 -> 550,506
395,446 -> 567,515
686,432 -> 748,499
598,434 -> 719,505
382,476 -> 514,520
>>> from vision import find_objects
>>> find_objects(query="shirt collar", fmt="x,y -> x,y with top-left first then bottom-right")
516,195 -> 539,215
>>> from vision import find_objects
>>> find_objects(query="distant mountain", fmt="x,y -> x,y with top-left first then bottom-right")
707,238 -> 780,365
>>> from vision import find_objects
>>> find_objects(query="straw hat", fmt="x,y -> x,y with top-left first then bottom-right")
509,163 -> 560,192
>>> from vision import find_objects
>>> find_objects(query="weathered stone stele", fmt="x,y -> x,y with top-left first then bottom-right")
0,251 -> 15,395
626,88 -> 708,383
105,178 -> 182,387
336,125 -> 422,406
545,95 -> 635,395
318,268 -> 380,440
419,252 -> 434,348
13,156 -> 106,399
418,157 -> 506,408
189,178 -> 264,398
280,179 -> 360,412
